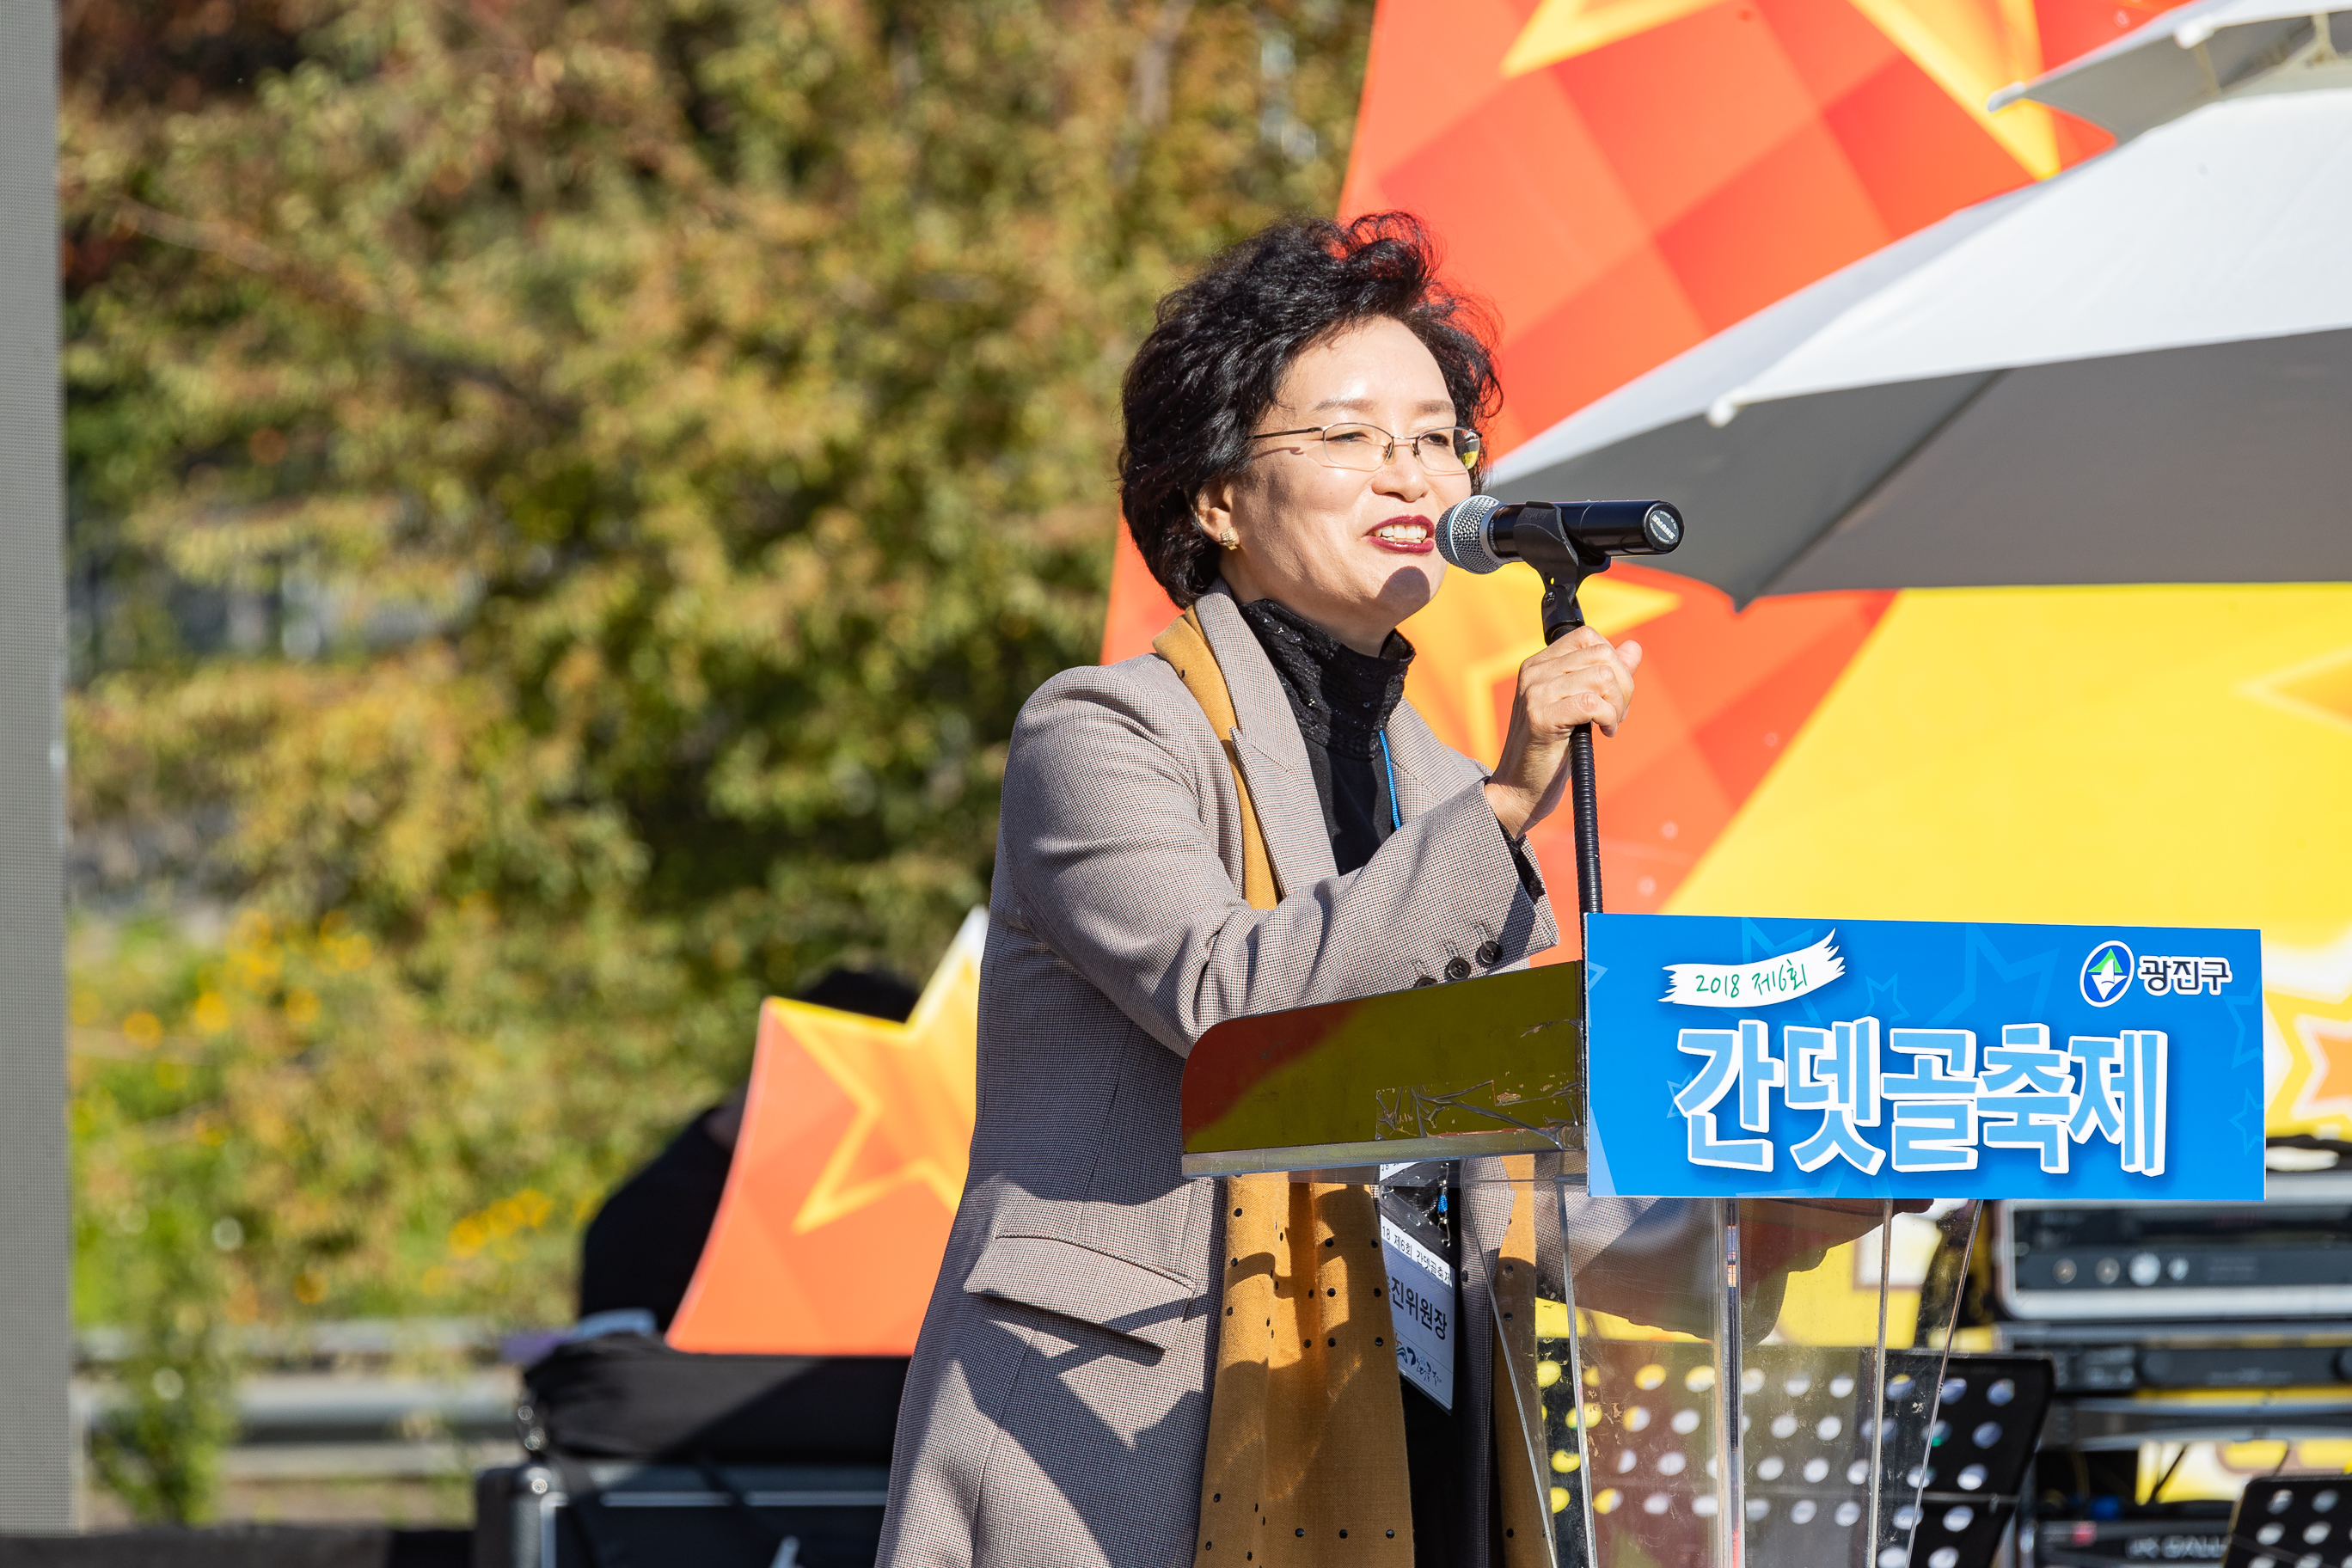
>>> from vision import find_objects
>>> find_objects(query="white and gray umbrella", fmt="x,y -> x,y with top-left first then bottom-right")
1994,0 -> 2352,141
1487,42 -> 2352,603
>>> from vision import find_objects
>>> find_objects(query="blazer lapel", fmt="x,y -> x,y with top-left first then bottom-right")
1192,585 -> 1340,898
1379,697 -> 1476,824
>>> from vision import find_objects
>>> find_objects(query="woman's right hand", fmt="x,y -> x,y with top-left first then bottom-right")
1484,626 -> 1642,840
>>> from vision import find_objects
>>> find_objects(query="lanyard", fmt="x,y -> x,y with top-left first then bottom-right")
1377,731 -> 1402,832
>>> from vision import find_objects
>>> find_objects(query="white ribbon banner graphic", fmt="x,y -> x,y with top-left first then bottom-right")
1662,932 -> 1845,1008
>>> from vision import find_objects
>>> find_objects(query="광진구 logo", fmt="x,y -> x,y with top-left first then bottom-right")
2081,941 -> 2135,1008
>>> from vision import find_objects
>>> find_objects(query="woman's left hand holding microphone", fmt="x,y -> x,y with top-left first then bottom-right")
1483,627 -> 1642,840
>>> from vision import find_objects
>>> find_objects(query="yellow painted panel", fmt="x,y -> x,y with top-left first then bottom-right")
1668,585 -> 2352,940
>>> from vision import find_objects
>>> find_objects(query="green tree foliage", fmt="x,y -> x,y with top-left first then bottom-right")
83,1197 -> 240,1524
63,0 -> 1375,1520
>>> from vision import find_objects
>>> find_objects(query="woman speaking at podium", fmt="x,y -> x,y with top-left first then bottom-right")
878,215 -> 1642,1568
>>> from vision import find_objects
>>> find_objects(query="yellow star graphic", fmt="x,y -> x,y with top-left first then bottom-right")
1502,0 -> 1731,75
1502,0 -> 2061,179
780,909 -> 984,1234
2242,644 -> 2352,739
2265,929 -> 2352,1142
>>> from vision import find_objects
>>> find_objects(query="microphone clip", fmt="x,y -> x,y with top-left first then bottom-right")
1505,506 -> 1615,646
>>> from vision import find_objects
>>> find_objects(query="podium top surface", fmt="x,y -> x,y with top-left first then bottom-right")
1179,964 -> 1586,1177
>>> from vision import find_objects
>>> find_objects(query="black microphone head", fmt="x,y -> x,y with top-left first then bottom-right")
1639,502 -> 1683,553
1437,493 -> 1505,574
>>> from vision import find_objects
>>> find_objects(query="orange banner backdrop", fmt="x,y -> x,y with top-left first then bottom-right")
1338,0 -> 2142,451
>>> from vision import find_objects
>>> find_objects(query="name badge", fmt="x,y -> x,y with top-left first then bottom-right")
1377,1165 -> 1457,1412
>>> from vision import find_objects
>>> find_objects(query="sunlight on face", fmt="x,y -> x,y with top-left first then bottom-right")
1200,317 -> 1476,654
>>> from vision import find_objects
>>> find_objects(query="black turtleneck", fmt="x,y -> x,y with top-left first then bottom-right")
1237,596 -> 1547,906
1236,598 -> 1412,876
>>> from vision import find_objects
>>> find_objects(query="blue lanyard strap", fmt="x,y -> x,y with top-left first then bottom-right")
1377,731 -> 1402,833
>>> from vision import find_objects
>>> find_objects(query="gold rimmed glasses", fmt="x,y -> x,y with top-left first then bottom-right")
1250,422 -> 1484,475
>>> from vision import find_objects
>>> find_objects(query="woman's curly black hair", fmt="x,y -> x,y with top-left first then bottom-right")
1118,212 -> 1502,607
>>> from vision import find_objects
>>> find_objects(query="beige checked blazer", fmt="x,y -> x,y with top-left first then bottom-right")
875,582 -> 1561,1568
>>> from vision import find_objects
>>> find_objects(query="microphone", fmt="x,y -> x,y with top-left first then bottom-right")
1437,495 -> 1681,646
1436,494 -> 1685,920
1436,496 -> 1682,577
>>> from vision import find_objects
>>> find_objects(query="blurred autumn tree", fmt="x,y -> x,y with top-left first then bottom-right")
61,0 -> 1374,1516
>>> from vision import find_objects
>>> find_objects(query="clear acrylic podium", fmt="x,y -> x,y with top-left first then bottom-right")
1180,963 -> 1994,1568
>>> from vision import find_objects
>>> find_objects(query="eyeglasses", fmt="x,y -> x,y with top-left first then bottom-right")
1249,422 -> 1484,475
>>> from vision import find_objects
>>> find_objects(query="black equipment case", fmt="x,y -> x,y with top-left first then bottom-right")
474,1335 -> 908,1568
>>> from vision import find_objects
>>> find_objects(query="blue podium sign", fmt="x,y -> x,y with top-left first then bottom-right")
1583,914 -> 2264,1201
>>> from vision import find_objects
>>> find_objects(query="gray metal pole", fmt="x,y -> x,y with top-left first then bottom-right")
0,0 -> 75,1530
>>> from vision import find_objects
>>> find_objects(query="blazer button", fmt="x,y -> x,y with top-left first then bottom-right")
1476,940 -> 1502,966
1412,975 -> 1437,988
1444,955 -> 1472,982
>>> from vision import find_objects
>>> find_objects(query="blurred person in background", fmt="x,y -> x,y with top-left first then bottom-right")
877,213 -> 1643,1568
